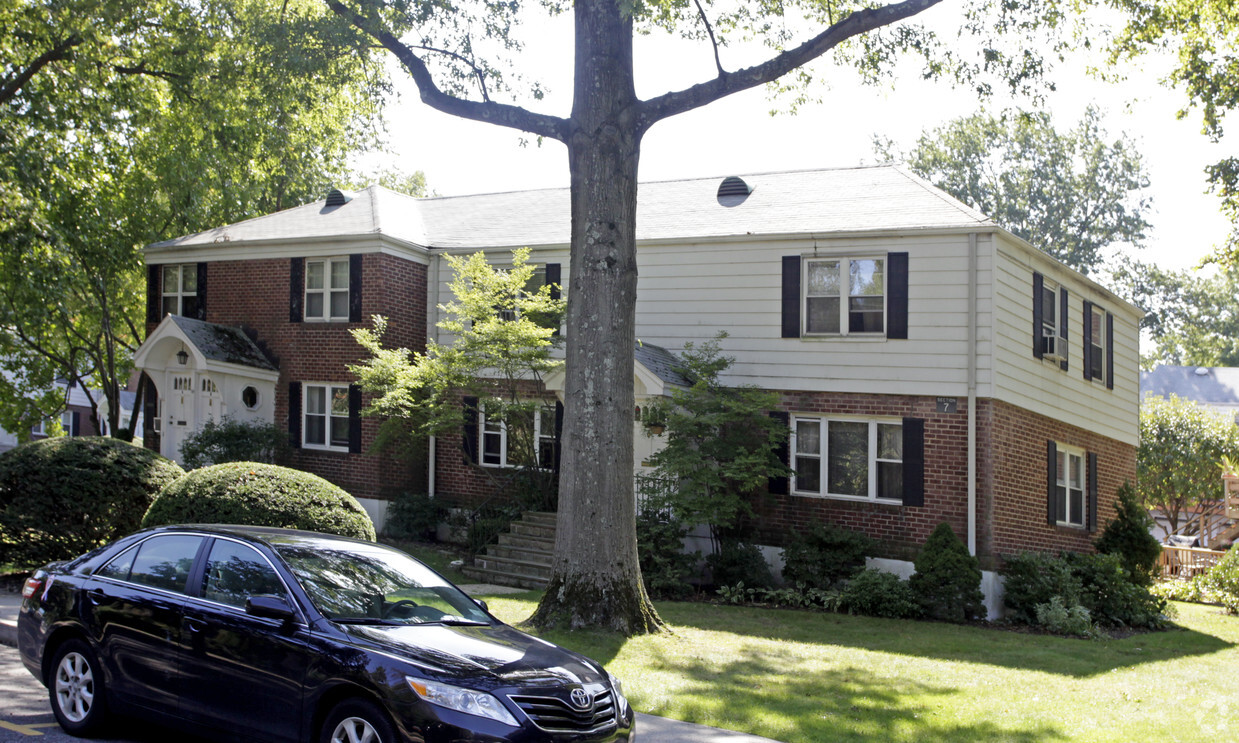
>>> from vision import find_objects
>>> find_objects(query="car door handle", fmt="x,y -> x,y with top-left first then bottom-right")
185,617 -> 208,633
86,589 -> 105,606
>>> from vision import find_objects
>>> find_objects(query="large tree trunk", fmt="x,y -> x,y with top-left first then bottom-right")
527,0 -> 663,634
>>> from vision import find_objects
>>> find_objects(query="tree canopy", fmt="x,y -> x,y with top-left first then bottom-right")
1113,261 -> 1239,368
875,107 -> 1151,275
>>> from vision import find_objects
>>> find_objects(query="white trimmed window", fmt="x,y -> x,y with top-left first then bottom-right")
162,264 -> 199,317
1040,278 -> 1060,358
791,416 -> 902,501
803,257 -> 885,335
1055,444 -> 1086,528
304,384 -> 350,450
479,403 -> 556,469
1088,304 -> 1105,381
305,258 -> 350,321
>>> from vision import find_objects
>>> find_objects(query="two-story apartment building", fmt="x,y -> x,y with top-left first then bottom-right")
135,166 -> 1141,579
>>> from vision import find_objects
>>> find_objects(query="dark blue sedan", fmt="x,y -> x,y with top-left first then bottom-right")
17,525 -> 634,742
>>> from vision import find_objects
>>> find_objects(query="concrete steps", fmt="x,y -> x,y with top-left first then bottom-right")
462,511 -> 556,590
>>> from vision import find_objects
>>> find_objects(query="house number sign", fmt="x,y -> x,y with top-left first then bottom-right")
936,397 -> 958,414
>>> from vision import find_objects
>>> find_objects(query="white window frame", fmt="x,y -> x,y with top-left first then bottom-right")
1055,444 -> 1086,528
1039,278 -> 1063,360
478,403 -> 556,469
1088,304 -> 1105,381
162,264 -> 198,317
303,383 -> 350,451
802,256 -> 887,336
790,416 -> 903,502
497,265 -> 548,322
304,257 -> 350,322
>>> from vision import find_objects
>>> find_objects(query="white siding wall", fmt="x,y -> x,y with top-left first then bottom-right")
989,236 -> 1140,445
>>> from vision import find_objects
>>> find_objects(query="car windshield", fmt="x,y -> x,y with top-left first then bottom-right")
274,539 -> 491,626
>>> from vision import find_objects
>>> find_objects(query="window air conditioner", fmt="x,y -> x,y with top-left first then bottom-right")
1041,327 -> 1064,361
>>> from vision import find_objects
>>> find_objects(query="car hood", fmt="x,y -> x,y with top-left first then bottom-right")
336,622 -> 607,687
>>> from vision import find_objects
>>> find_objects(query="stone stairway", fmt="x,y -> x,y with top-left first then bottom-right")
461,511 -> 556,590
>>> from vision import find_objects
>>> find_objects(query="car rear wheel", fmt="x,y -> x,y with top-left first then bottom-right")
49,639 -> 109,736
322,699 -> 397,743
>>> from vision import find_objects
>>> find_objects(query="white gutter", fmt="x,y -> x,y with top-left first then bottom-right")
427,253 -> 442,499
967,232 -> 978,555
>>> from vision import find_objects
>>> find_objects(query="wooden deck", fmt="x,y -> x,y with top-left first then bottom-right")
1158,545 -> 1226,579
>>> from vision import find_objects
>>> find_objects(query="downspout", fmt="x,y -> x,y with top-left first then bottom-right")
427,252 -> 441,499
967,232 -> 978,555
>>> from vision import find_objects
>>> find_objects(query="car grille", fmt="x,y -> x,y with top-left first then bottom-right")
508,685 -> 617,734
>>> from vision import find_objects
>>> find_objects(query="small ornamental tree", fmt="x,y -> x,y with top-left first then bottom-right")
1093,481 -> 1162,586
909,522 -> 986,622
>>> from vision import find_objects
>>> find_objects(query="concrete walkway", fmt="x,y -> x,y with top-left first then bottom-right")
0,588 -> 779,742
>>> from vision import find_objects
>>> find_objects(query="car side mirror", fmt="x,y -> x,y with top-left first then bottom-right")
474,598 -> 488,612
246,594 -> 296,622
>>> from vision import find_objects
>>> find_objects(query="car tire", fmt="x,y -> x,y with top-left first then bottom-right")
48,639 -> 109,737
321,698 -> 397,743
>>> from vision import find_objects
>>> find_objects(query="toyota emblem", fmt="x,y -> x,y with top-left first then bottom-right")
569,688 -> 593,710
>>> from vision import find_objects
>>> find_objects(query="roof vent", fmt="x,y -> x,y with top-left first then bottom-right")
1195,367 -> 1211,377
325,189 -> 354,207
717,176 -> 753,207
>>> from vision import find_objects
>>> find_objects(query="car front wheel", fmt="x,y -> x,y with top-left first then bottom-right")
49,639 -> 109,736
322,699 -> 397,743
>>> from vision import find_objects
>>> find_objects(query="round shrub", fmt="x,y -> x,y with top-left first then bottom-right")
0,437 -> 185,567
707,540 -> 775,589
841,568 -> 923,619
142,462 -> 375,541
909,522 -> 986,622
780,523 -> 876,589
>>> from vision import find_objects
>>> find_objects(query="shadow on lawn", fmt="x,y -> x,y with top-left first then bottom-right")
653,601 -> 1234,679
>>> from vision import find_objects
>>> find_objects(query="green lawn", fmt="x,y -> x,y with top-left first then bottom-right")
477,595 -> 1238,743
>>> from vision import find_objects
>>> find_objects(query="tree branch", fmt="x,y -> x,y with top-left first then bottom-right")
692,0 -> 725,78
639,0 -> 941,129
0,34 -> 83,106
325,0 -> 568,141
406,41 -> 493,103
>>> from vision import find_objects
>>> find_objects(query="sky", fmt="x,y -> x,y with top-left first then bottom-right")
366,3 -> 1231,274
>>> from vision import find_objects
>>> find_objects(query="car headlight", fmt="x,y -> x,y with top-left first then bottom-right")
608,671 -> 630,718
406,677 -> 518,726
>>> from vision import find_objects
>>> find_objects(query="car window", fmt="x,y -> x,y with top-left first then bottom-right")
202,540 -> 285,608
96,544 -> 139,581
126,535 -> 204,594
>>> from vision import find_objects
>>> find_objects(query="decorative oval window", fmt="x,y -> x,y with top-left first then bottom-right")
241,386 -> 259,410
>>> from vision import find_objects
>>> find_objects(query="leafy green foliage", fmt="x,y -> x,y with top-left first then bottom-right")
707,541 -> 776,590
780,523 -> 878,590
841,568 -> 924,619
141,462 -> 375,541
1001,551 -> 1167,631
1094,481 -> 1162,586
1034,596 -> 1096,638
1113,261 -> 1239,367
381,492 -> 445,541
1138,395 -> 1239,536
909,523 -> 986,622
0,437 -> 184,567
636,501 -> 699,600
1200,546 -> 1239,614
875,107 -> 1150,275
644,333 -> 790,548
1000,552 -> 1084,625
179,417 -> 290,470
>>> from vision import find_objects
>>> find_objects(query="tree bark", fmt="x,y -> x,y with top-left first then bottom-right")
527,0 -> 662,634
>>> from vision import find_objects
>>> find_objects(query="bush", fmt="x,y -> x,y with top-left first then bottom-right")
909,522 -> 986,622
1093,481 -> 1161,586
636,506 -> 699,600
0,437 -> 184,567
1066,552 -> 1168,629
841,569 -> 923,619
1000,552 -> 1083,625
781,523 -> 877,589
1034,596 -> 1096,638
382,492 -> 444,541
452,505 -> 522,557
1150,576 -> 1210,606
707,540 -> 775,589
1200,546 -> 1239,614
142,462 -> 375,541
179,417 -> 289,469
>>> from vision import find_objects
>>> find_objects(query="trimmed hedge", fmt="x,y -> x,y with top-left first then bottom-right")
0,437 -> 185,567
142,462 -> 375,541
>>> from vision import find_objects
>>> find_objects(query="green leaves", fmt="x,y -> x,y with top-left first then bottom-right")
1138,394 -> 1239,534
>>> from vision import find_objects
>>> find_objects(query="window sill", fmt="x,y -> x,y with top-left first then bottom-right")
798,334 -> 889,342
301,443 -> 351,454
790,491 -> 904,506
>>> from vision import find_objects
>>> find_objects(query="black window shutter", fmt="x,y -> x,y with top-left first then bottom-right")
462,396 -> 479,464
1087,452 -> 1099,533
147,265 -> 161,324
553,400 -> 564,473
143,375 -> 157,445
290,258 -> 304,323
887,252 -> 909,340
902,417 -> 925,507
545,263 -> 561,300
1046,440 -> 1058,525
781,256 -> 801,339
1058,288 -> 1069,372
768,411 -> 790,495
349,254 -> 363,323
196,262 -> 208,320
1105,313 -> 1115,390
1081,300 -> 1093,380
1032,272 -> 1044,359
348,384 -> 363,454
70,412 -> 81,437
288,382 -> 302,449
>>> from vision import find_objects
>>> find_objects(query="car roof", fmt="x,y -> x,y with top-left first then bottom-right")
145,524 -> 376,550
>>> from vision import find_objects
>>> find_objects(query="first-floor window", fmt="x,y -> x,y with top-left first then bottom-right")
1055,445 -> 1086,527
304,384 -> 350,449
792,417 -> 902,501
478,403 -> 556,469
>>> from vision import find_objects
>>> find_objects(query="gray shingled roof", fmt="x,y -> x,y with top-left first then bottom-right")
172,315 -> 277,371
1141,366 -> 1239,405
149,165 -> 994,251
635,342 -> 691,388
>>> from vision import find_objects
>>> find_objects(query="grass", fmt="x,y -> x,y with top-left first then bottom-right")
474,594 -> 1239,743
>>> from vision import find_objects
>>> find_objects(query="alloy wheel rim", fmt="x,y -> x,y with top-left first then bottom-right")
54,652 -> 94,723
330,716 -> 380,743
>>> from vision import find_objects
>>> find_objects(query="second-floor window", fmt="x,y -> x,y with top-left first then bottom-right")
803,257 -> 885,335
1087,304 -> 1105,380
162,264 -> 199,317
305,258 -> 350,321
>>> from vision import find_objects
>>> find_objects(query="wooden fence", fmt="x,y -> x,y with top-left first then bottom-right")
1158,545 -> 1226,579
